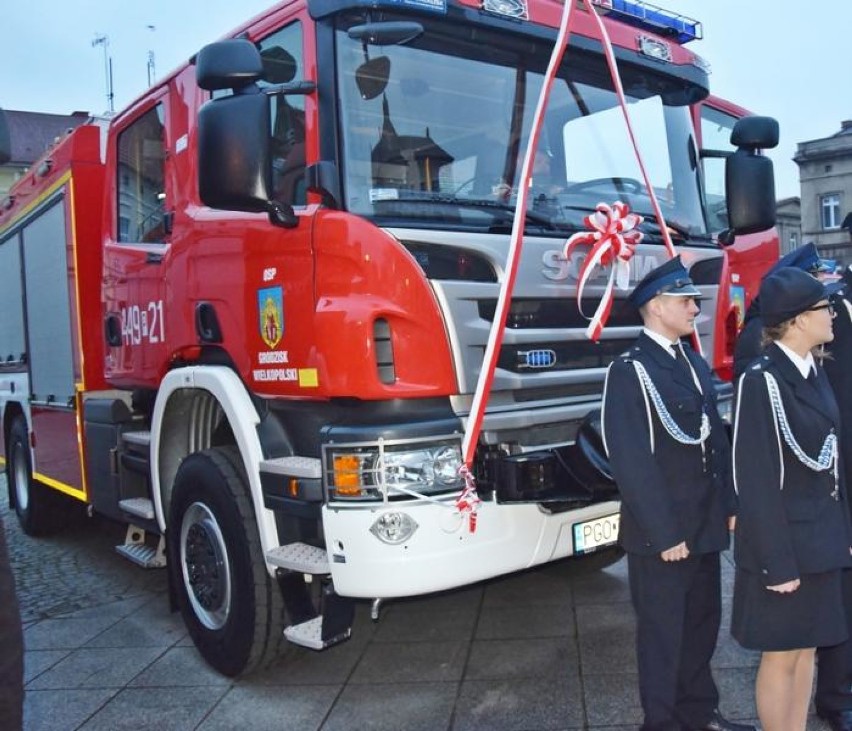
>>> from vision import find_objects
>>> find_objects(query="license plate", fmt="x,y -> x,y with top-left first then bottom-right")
573,513 -> 620,554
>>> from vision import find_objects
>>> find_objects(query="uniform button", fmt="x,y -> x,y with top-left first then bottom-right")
761,569 -> 769,575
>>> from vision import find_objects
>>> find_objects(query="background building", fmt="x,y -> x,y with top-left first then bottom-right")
794,120 -> 852,266
776,196 -> 802,257
0,110 -> 89,196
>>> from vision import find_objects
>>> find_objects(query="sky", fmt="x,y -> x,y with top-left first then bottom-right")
2,0 -> 849,200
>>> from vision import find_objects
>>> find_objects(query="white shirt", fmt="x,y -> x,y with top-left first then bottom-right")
643,327 -> 678,357
774,340 -> 816,379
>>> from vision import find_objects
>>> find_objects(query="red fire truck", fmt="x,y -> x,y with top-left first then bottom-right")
0,0 -> 778,676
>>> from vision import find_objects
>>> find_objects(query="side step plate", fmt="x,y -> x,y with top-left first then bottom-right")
266,542 -> 329,574
284,616 -> 351,650
115,527 -> 166,569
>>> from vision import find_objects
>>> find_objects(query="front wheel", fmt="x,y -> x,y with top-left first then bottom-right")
167,446 -> 284,676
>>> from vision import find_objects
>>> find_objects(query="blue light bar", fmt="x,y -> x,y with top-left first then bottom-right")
600,0 -> 703,44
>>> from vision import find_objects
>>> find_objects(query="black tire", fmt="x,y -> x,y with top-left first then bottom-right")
167,446 -> 284,677
6,417 -> 62,536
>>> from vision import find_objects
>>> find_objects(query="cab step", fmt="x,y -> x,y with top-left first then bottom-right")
121,430 -> 151,447
118,497 -> 155,520
115,525 -> 166,568
284,616 -> 351,650
259,456 -> 321,478
266,542 -> 329,574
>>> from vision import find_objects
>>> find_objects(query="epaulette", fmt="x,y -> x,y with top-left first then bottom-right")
617,346 -> 640,363
749,355 -> 770,372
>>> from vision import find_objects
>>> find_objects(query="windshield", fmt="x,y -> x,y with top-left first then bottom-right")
335,18 -> 708,240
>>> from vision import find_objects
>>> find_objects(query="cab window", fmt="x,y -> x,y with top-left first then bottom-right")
258,22 -> 306,207
700,106 -> 738,233
116,104 -> 166,243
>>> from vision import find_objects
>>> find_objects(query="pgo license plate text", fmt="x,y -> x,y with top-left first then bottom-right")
573,514 -> 619,554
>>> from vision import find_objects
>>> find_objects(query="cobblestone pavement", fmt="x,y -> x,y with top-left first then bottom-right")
2,475 -> 833,731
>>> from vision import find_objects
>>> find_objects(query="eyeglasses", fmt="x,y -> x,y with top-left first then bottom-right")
807,303 -> 836,317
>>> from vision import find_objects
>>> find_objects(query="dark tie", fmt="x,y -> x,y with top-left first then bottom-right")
671,343 -> 688,366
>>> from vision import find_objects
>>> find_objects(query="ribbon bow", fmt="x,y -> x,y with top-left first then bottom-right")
562,201 -> 643,341
455,465 -> 482,533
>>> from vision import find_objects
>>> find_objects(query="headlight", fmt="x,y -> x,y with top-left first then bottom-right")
326,439 -> 463,501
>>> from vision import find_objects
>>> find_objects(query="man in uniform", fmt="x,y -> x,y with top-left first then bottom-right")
818,263 -> 852,731
602,256 -> 751,731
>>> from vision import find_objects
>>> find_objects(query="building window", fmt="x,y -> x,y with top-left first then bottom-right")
789,231 -> 798,250
821,193 -> 841,230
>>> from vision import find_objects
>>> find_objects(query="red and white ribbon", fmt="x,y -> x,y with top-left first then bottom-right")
455,465 -> 482,533
563,201 -> 643,341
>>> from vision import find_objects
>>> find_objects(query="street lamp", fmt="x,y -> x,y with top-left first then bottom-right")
91,34 -> 114,113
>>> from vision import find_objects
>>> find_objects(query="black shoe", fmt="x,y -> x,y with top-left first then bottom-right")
818,710 -> 852,731
694,710 -> 756,731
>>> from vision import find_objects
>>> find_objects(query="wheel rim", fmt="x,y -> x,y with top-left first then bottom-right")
180,501 -> 231,630
12,440 -> 30,513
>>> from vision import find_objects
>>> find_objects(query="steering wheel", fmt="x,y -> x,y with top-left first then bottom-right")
564,177 -> 645,195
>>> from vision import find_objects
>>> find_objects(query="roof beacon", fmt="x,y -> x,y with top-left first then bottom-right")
593,0 -> 702,44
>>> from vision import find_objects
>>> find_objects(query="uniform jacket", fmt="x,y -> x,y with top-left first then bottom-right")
733,343 -> 852,586
732,299 -> 763,380
822,283 -> 852,513
602,331 -> 735,556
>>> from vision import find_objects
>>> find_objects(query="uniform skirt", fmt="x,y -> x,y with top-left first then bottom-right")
731,567 -> 847,651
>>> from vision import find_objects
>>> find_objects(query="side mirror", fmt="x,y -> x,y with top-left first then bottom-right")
724,116 -> 778,238
196,39 -> 263,91
0,108 -> 11,165
197,90 -> 276,215
730,116 -> 779,150
261,46 -> 297,84
196,40 -> 298,227
355,56 -> 391,100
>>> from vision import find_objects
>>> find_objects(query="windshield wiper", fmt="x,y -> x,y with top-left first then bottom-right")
378,191 -> 563,231
639,217 -> 694,241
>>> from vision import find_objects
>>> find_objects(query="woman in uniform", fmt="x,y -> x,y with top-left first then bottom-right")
732,267 -> 852,731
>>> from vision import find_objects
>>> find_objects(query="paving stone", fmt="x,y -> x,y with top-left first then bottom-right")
197,684 -> 339,731
474,603 -> 574,640
372,607 -> 478,643
27,646 -> 166,690
24,649 -> 71,683
348,640 -> 469,683
465,637 -> 579,680
77,686 -> 228,730
453,676 -> 584,730
24,688 -> 117,731
128,646 -> 232,688
322,682 -> 456,731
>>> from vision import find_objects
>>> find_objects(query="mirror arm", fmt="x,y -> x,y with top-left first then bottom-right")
264,80 -> 317,97
268,200 -> 298,229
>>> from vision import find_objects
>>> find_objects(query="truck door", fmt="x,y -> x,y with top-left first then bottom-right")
103,93 -> 171,385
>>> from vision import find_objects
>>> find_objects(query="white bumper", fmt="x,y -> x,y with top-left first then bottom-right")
322,498 -> 620,598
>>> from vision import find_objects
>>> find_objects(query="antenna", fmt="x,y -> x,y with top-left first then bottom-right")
91,34 -> 114,113
146,25 -> 157,87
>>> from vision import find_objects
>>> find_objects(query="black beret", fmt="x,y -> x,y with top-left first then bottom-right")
759,267 -> 840,327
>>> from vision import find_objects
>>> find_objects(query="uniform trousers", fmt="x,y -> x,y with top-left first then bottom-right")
628,550 -> 721,731
816,566 -> 852,713
0,516 -> 23,731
